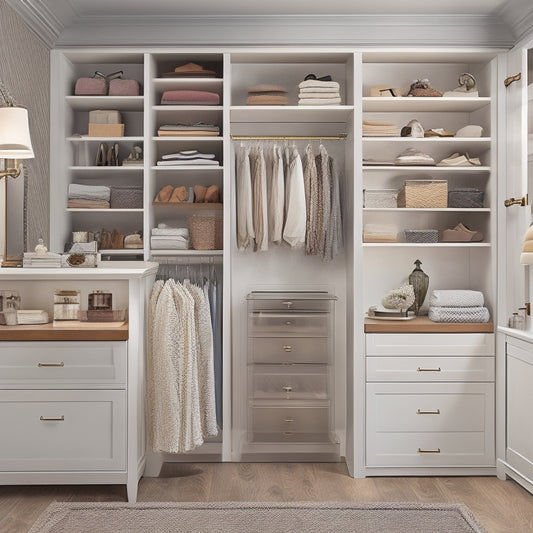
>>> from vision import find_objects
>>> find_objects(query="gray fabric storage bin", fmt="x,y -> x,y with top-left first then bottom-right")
110,186 -> 143,209
404,229 -> 438,243
448,188 -> 484,208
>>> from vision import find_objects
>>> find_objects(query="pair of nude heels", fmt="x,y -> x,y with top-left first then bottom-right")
441,222 -> 483,242
95,142 -> 119,166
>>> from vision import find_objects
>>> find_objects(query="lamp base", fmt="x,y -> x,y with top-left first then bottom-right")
1,254 -> 23,268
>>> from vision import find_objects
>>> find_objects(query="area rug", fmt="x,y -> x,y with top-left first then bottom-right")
29,501 -> 488,533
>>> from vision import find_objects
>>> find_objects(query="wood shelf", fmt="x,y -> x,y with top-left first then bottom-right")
362,96 -> 491,112
364,316 -> 494,333
152,202 -> 222,209
65,96 -> 144,111
0,322 -> 129,341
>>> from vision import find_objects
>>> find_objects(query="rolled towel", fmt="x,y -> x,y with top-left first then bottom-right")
428,289 -> 484,308
428,306 -> 490,323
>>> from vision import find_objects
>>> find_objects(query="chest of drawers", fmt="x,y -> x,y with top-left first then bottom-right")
246,291 -> 338,458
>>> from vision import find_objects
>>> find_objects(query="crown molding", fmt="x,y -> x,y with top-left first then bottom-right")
497,0 -> 533,43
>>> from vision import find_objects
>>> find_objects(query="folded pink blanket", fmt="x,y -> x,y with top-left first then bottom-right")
161,90 -> 220,105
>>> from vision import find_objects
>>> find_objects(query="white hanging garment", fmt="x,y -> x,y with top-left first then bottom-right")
269,145 -> 285,244
283,147 -> 307,247
236,145 -> 255,250
252,147 -> 269,251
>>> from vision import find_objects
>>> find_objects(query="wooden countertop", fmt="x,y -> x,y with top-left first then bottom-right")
364,316 -> 494,333
0,322 -> 129,341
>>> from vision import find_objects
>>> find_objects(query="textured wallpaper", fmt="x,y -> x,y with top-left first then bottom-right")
0,0 -> 50,251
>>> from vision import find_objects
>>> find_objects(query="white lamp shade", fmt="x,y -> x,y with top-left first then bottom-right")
0,106 -> 34,159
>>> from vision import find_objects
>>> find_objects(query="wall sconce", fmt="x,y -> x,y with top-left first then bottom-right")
0,81 -> 34,267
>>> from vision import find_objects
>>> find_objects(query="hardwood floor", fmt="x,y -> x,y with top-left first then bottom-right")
1,463 -> 532,532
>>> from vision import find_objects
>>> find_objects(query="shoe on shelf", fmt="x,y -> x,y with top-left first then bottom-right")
394,147 -> 435,166
436,152 -> 481,166
95,142 -> 108,166
441,222 -> 483,242
443,73 -> 479,98
424,128 -> 455,137
455,125 -> 483,137
155,184 -> 174,203
401,119 -> 424,138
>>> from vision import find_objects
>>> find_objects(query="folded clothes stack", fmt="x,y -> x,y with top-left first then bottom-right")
67,184 -> 110,209
363,223 -> 398,243
151,225 -> 190,250
157,123 -> 220,136
157,150 -> 220,166
298,79 -> 341,105
428,289 -> 490,323
394,148 -> 435,166
246,84 -> 289,105
16,310 -> 49,325
363,120 -> 400,137
160,90 -> 220,105
160,62 -> 217,78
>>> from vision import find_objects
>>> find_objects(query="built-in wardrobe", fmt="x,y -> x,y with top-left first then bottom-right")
48,46 -> 527,485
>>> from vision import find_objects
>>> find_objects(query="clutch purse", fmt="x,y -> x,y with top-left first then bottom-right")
74,73 -> 107,95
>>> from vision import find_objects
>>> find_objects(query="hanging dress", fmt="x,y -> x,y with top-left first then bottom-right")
283,147 -> 307,247
269,145 -> 285,244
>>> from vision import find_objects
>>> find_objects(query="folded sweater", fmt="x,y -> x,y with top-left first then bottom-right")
68,184 -> 110,201
160,90 -> 220,105
298,97 -> 342,105
428,289 -> 484,308
298,80 -> 340,90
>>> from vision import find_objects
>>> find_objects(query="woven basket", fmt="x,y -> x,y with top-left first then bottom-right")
404,229 -> 439,243
363,189 -> 398,208
188,215 -> 223,250
397,179 -> 447,208
110,186 -> 143,208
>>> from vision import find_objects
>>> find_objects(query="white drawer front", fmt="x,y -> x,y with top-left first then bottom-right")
366,356 -> 494,382
248,299 -> 330,313
366,333 -> 495,356
249,313 -> 328,337
250,337 -> 330,364
0,341 -> 127,388
251,364 -> 329,400
0,390 -> 126,472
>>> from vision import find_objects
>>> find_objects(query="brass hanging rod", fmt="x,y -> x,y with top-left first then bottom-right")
231,134 -> 348,141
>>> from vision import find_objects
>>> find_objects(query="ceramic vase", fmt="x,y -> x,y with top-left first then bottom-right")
409,259 -> 429,315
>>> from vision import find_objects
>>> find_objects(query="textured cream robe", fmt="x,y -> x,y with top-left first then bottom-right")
283,147 -> 307,247
236,146 -> 255,250
269,145 -> 285,244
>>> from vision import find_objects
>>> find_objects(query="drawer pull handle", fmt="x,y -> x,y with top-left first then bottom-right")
283,417 -> 294,423
282,386 -> 293,393
417,367 -> 441,372
283,345 -> 293,352
285,321 -> 293,326
282,301 -> 293,308
283,431 -> 295,437
40,415 -> 64,422
282,362 -> 294,366
418,448 -> 441,454
417,409 -> 440,415
38,362 -> 65,367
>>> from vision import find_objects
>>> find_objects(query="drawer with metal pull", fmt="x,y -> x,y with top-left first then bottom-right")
249,404 -> 331,443
250,364 -> 329,400
247,296 -> 331,313
248,312 -> 329,337
249,337 -> 330,364
0,341 -> 127,388
0,389 -> 126,471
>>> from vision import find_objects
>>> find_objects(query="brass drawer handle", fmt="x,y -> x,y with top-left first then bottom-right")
283,417 -> 294,423
40,415 -> 65,421
285,321 -> 293,326
38,362 -> 65,367
283,345 -> 292,352
417,367 -> 441,372
282,362 -> 294,366
283,431 -> 295,437
417,409 -> 440,415
282,386 -> 293,393
282,301 -> 293,308
418,448 -> 441,454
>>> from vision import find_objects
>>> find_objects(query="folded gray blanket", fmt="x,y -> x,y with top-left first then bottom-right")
428,306 -> 490,323
68,184 -> 110,201
428,290 -> 484,308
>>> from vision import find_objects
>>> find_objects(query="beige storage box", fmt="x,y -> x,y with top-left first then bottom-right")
89,109 -> 122,124
397,179 -> 447,208
88,123 -> 125,137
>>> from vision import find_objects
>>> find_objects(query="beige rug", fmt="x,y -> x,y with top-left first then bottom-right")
29,501 -> 488,533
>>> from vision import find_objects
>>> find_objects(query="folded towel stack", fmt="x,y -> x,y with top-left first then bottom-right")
151,224 -> 190,250
157,123 -> 220,136
298,79 -> 341,105
157,150 -> 219,166
246,84 -> 288,105
160,90 -> 220,105
363,120 -> 400,137
428,290 -> 490,323
363,223 -> 398,243
68,184 -> 110,209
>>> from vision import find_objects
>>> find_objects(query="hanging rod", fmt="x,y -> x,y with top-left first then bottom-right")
231,134 -> 348,140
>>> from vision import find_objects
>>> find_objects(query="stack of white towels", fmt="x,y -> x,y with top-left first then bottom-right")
298,79 -> 341,105
67,184 -> 110,209
428,290 -> 490,323
150,224 -> 189,250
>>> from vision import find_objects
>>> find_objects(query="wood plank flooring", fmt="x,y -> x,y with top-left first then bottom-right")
1,463 -> 532,532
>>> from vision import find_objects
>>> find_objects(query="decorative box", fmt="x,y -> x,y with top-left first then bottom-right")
447,188 -> 484,208
88,123 -> 125,137
110,186 -> 143,209
404,229 -> 439,243
88,109 -> 122,124
397,179 -> 448,208
53,290 -> 81,321
363,189 -> 398,208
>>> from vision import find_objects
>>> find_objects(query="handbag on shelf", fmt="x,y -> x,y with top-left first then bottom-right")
74,70 -> 140,96
74,72 -> 107,95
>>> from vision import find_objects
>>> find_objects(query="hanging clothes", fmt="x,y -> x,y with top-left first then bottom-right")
325,155 -> 343,261
283,147 -> 307,247
268,145 -> 285,244
303,144 -> 319,255
251,146 -> 269,251
316,144 -> 331,257
236,146 -> 254,250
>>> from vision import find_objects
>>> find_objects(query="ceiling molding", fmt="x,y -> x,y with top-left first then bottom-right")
52,14 -> 514,48
496,0 -> 533,42
4,0 -> 67,48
